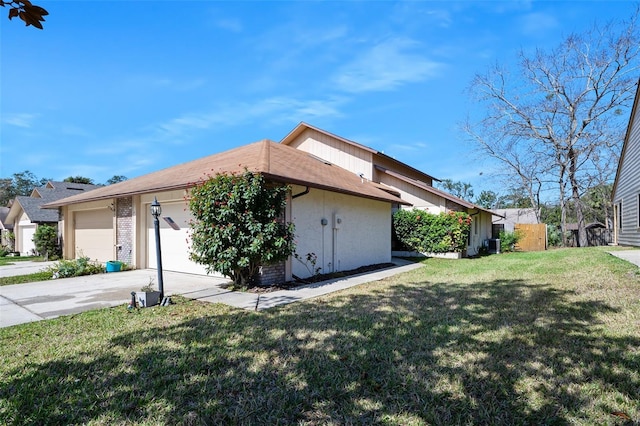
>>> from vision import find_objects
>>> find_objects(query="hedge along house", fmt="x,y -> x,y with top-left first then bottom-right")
43,140 -> 408,285
280,123 -> 498,256
612,79 -> 640,247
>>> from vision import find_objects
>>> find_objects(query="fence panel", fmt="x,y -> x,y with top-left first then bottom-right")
514,223 -> 547,251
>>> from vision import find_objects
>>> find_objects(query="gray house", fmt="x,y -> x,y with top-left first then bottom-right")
4,181 -> 98,255
612,80 -> 640,247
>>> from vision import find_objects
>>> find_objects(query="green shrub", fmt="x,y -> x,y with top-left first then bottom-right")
0,246 -> 10,257
499,230 -> 524,252
188,169 -> 296,287
33,224 -> 60,260
393,209 -> 472,253
48,256 -> 104,279
547,225 -> 562,247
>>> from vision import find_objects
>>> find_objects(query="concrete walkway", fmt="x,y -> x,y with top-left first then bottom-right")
184,259 -> 424,311
608,249 -> 640,267
0,259 -> 424,328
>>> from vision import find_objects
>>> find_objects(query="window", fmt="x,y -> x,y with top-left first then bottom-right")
619,201 -> 623,230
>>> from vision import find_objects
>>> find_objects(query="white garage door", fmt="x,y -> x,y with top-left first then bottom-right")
75,209 -> 114,262
147,202 -> 223,276
19,223 -> 36,256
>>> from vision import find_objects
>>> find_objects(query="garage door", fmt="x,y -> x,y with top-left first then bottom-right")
19,223 -> 36,256
75,209 -> 114,262
147,202 -> 223,276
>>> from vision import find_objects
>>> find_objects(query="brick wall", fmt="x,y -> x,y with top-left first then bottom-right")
257,262 -> 285,286
116,197 -> 133,265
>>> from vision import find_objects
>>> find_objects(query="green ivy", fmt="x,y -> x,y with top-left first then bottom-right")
188,170 -> 296,287
393,209 -> 472,253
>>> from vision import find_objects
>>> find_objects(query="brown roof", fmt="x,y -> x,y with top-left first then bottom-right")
43,140 -> 409,208
375,165 -> 497,216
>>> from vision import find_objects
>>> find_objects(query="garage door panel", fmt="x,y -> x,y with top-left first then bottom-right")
75,210 -> 114,262
147,202 -> 223,277
20,224 -> 36,255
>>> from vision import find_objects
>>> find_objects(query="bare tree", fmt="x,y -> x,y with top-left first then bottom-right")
464,8 -> 640,247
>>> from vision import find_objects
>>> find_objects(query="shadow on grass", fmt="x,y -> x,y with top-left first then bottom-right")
2,277 -> 639,425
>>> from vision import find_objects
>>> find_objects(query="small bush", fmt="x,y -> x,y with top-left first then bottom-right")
0,246 -> 10,257
499,230 -> 524,252
33,224 -> 60,261
48,257 -> 104,279
547,225 -> 562,247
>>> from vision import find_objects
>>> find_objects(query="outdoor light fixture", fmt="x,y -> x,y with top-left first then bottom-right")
150,197 -> 165,303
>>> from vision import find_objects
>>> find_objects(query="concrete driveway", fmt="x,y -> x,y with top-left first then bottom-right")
0,268 -> 231,328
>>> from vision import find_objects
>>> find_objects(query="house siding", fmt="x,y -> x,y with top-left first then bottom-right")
289,128 -> 374,180
614,93 -> 640,247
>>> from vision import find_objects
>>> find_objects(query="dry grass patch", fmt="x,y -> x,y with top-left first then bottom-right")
1,247 -> 639,425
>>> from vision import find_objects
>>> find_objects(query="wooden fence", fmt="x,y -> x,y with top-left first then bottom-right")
514,223 -> 547,251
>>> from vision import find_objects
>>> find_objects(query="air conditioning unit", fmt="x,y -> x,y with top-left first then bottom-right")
484,238 -> 500,254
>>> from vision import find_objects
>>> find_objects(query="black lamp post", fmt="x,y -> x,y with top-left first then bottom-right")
150,197 -> 164,301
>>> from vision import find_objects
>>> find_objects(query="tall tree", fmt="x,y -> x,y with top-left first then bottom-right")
464,7 -> 640,247
438,179 -> 474,202
63,176 -> 95,185
475,190 -> 499,209
0,170 -> 49,206
105,175 -> 127,185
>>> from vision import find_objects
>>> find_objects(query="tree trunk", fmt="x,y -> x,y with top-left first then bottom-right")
569,148 -> 588,247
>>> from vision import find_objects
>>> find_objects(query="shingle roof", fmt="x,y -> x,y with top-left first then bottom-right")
6,181 -> 100,224
43,140 -> 409,208
13,196 -> 60,222
33,181 -> 99,199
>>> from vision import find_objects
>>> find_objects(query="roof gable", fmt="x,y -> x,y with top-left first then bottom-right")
43,140 -> 409,208
6,181 -> 100,223
280,122 -> 440,184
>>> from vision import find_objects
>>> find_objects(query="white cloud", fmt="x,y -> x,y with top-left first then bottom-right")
155,96 -> 346,139
333,38 -> 444,93
518,12 -> 559,37
3,113 -> 38,128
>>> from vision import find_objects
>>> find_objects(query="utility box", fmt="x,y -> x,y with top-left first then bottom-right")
333,214 -> 343,229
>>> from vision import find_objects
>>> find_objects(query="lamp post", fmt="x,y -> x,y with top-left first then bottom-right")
150,197 -> 164,301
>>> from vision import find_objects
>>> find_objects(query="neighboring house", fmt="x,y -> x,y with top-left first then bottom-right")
43,140 -> 408,285
612,80 -> 640,247
280,123 -> 498,256
492,208 -> 539,236
0,206 -> 14,249
5,181 -> 98,255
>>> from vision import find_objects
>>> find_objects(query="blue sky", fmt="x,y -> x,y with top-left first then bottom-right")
1,1 -> 637,195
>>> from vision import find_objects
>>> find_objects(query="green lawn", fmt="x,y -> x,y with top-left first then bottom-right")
1,247 -> 639,425
0,256 -> 42,266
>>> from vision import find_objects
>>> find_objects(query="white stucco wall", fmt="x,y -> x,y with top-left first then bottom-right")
290,185 -> 391,279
